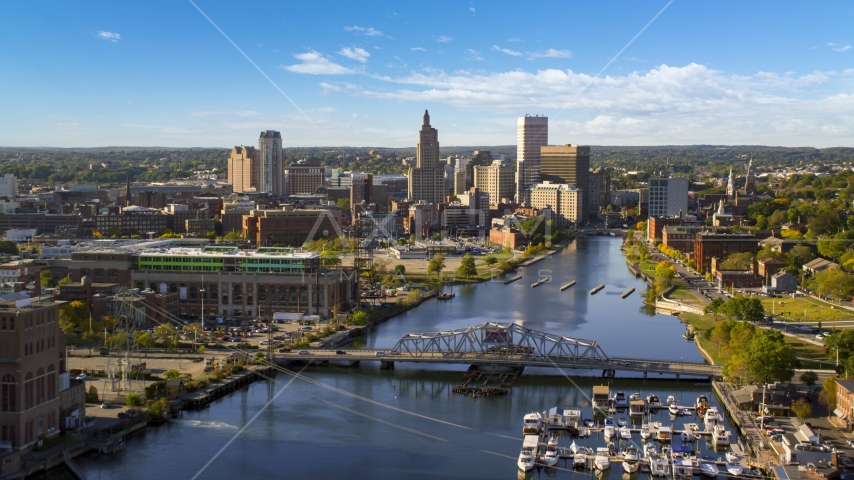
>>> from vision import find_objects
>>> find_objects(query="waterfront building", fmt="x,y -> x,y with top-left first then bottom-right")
693,231 -> 758,273
0,292 -> 70,469
529,182 -> 582,227
473,163 -> 514,206
258,130 -> 286,196
516,115 -> 548,205
227,146 -> 258,193
648,177 -> 688,218
242,206 -> 342,247
539,144 -> 592,219
661,225 -> 703,254
407,111 -> 445,203
287,161 -> 325,196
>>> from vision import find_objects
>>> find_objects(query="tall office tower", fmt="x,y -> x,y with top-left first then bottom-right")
407,110 -> 445,203
540,144 -> 592,219
258,130 -> 285,196
227,146 -> 258,193
648,177 -> 689,218
0,174 -> 17,197
287,161 -> 325,195
516,115 -> 548,205
474,163 -> 515,205
350,172 -> 373,213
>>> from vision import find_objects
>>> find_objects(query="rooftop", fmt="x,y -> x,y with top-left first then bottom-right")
136,246 -> 318,260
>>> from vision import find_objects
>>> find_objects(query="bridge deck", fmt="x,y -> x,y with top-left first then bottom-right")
276,349 -> 720,376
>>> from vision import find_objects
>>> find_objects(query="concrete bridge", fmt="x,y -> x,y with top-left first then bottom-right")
276,322 -> 721,378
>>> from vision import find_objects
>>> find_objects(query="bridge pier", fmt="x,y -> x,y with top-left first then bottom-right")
602,369 -> 615,378
675,374 -> 680,381
380,360 -> 395,370
643,372 -> 647,379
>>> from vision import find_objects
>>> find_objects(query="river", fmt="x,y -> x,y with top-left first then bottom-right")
70,237 -> 733,480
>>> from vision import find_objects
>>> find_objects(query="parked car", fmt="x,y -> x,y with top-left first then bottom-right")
98,349 -> 109,356
298,350 -> 311,355
100,401 -> 112,409
76,373 -> 87,381
375,351 -> 387,357
336,350 -> 347,355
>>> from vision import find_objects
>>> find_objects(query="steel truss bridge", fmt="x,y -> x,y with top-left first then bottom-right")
278,322 -> 722,378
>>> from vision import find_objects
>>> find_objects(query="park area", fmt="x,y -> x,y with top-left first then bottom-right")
759,295 -> 854,322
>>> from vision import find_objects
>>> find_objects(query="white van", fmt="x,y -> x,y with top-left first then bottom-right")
375,351 -> 387,357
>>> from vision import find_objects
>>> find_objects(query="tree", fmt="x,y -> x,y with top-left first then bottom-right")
800,371 -> 819,394
823,329 -> 854,362
432,232 -> 442,241
393,264 -> 406,275
791,398 -> 812,423
654,261 -> 675,295
818,232 -> 852,261
136,332 -> 156,355
745,329 -> 798,384
788,245 -> 815,268
223,231 -> 242,241
457,253 -> 477,278
57,275 -> 72,287
86,386 -> 99,403
40,270 -> 55,288
819,377 -> 837,410
163,369 -> 181,380
352,311 -> 368,326
153,324 -> 179,350
709,321 -> 735,353
321,252 -> 342,267
719,252 -> 753,271
0,240 -> 19,255
125,391 -> 142,407
484,255 -> 498,266
427,254 -> 445,279
704,298 -> 726,319
810,268 -> 854,303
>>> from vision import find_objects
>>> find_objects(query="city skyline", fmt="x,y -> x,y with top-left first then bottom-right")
2,1 -> 854,148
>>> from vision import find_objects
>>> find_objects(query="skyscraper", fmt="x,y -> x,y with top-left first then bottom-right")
407,110 -> 445,203
287,161 -> 324,195
227,146 -> 258,193
474,163 -> 514,205
516,115 -> 548,205
540,144 -> 592,219
258,130 -> 285,196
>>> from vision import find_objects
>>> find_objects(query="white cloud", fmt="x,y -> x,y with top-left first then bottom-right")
492,45 -> 522,56
436,35 -> 452,43
319,63 -> 854,145
344,26 -> 389,38
96,31 -> 121,42
411,47 -> 426,52
470,7 -> 475,14
190,110 -> 260,117
466,49 -> 484,61
528,48 -> 572,60
843,68 -> 854,76
282,51 -> 356,75
338,47 -> 370,63
834,45 -> 852,52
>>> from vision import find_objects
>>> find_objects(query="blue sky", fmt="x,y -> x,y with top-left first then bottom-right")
2,1 -> 854,148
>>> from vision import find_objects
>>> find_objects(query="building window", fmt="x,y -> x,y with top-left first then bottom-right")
24,372 -> 33,410
1,375 -> 15,412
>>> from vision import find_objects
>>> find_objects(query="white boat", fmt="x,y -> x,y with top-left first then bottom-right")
696,395 -> 708,410
640,423 -> 651,440
617,417 -> 627,427
672,456 -> 694,478
648,452 -> 669,477
668,402 -> 680,415
518,435 -> 538,471
542,437 -> 559,467
680,431 -> 692,442
613,391 -> 628,408
622,446 -> 640,473
574,446 -> 592,468
726,463 -> 743,475
703,407 -> 721,429
725,451 -> 739,463
700,462 -> 719,478
657,426 -> 672,442
666,395 -> 676,404
603,417 -> 616,438
569,441 -> 580,456
685,423 -> 699,432
620,426 -> 632,440
652,421 -> 662,429
564,409 -> 582,428
680,409 -> 692,416
523,412 -> 543,434
584,418 -> 595,428
547,407 -> 565,427
629,392 -> 642,402
712,424 -> 731,447
647,394 -> 661,409
594,447 -> 611,471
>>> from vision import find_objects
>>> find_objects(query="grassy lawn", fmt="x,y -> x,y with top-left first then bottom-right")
667,285 -> 704,306
782,335 -> 828,361
758,297 -> 854,322
639,261 -> 657,275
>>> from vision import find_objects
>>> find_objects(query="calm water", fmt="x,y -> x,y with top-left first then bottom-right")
74,238 -> 730,480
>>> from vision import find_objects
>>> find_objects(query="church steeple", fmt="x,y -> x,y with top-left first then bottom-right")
726,166 -> 735,197
125,174 -> 131,208
717,199 -> 725,215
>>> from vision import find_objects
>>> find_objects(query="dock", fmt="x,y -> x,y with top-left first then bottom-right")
504,275 -> 522,285
621,287 -> 635,299
560,281 -> 576,291
590,284 -> 605,295
531,278 -> 548,288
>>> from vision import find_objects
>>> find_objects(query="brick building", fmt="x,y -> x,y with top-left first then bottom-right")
693,231 -> 758,273
758,257 -> 788,285
287,162 -> 325,196
661,225 -> 703,254
647,216 -> 684,245
242,206 -> 343,246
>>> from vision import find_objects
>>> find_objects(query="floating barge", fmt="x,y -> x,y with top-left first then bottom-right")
621,287 -> 635,299
590,284 -> 605,295
560,281 -> 576,291
531,278 -> 548,288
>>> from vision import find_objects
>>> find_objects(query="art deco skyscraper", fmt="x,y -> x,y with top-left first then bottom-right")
516,115 -> 549,205
407,110 -> 445,203
258,130 -> 285,196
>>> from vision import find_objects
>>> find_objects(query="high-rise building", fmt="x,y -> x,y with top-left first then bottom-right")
590,169 -> 611,208
258,130 -> 285,196
287,161 -> 325,196
473,163 -> 514,205
540,144 -> 592,219
407,110 -> 445,203
0,174 -> 17,197
529,182 -> 583,227
648,177 -> 689,218
516,115 -> 548,204
350,173 -> 373,213
227,146 -> 258,193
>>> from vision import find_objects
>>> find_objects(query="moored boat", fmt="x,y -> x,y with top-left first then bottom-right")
657,426 -> 672,442
603,416 -> 616,439
542,437 -> 559,467
620,425 -> 632,440
726,462 -> 743,476
640,423 -> 651,440
622,446 -> 640,473
523,412 -> 543,434
518,435 -> 538,471
613,391 -> 628,408
647,394 -> 661,409
668,402 -> 680,416
699,462 -> 719,478
594,447 -> 611,471
712,424 -> 731,447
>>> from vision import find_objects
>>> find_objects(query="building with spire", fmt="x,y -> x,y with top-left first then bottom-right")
726,167 -> 735,197
407,110 -> 445,203
743,158 -> 756,195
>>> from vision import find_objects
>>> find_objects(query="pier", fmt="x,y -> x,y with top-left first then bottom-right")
530,278 -> 548,288
590,284 -> 605,295
560,281 -> 576,291
504,275 -> 522,285
621,287 -> 635,299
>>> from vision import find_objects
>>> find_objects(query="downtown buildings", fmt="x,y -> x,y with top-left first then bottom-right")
227,131 -> 286,196
407,110 -> 445,204
516,115 -> 548,205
